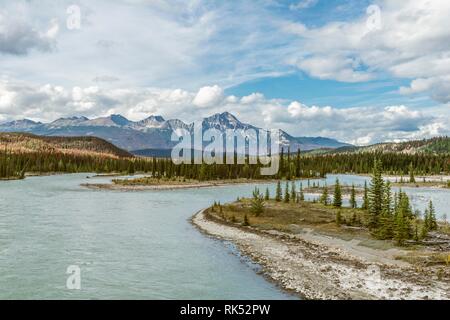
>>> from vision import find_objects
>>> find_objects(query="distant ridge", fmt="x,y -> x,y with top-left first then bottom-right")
304,136 -> 450,155
0,112 -> 352,154
0,132 -> 132,158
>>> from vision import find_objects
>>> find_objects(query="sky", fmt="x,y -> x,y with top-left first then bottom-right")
0,0 -> 449,145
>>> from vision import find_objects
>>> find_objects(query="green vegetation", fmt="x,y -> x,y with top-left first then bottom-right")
306,136 -> 450,156
409,162 -> 416,183
208,160 -> 450,250
250,187 -> 265,216
350,184 -> 357,209
1,133 -> 449,185
0,146 -> 26,180
283,182 -> 290,203
333,178 -> 342,208
301,151 -> 449,175
275,181 -> 282,202
264,187 -> 270,201
299,183 -> 305,202
320,184 -> 329,206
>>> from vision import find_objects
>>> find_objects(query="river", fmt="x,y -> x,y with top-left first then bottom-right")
0,173 -> 448,299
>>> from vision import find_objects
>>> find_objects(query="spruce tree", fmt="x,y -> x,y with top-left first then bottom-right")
362,181 -> 369,210
243,214 -> 250,226
299,183 -> 305,202
333,178 -> 342,208
376,181 -> 394,239
320,185 -> 329,206
290,181 -> 296,203
284,182 -> 290,203
350,184 -> 357,209
409,162 -> 416,183
250,187 -> 265,216
394,192 -> 412,245
275,181 -> 282,202
265,187 -> 270,201
368,160 -> 384,229
428,200 -> 438,231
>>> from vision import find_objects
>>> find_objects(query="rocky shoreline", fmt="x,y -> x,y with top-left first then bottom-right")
80,179 -> 279,191
192,209 -> 449,300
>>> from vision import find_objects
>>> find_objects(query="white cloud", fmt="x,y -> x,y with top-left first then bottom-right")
0,0 -> 449,143
0,9 -> 58,55
0,0 -> 297,90
1,79 -> 447,146
0,80 -> 450,144
193,85 -> 224,108
399,76 -> 450,103
284,0 -> 450,102
293,55 -> 374,83
240,93 -> 264,104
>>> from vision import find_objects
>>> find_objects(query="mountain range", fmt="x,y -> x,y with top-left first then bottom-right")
0,112 -> 351,155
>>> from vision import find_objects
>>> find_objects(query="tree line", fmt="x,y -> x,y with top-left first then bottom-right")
1,146 -> 449,181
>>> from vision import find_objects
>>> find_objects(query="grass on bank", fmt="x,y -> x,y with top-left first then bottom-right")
205,198 -> 450,267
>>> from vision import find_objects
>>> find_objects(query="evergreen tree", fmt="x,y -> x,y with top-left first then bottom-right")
368,160 -> 384,229
127,162 -> 135,175
409,162 -> 416,183
376,181 -> 394,239
265,187 -> 270,201
243,214 -> 250,226
320,185 -> 329,206
394,192 -> 412,245
350,184 -> 357,208
290,181 -> 296,203
333,178 -> 342,208
299,183 -> 305,202
362,181 -> 369,210
428,200 -> 438,231
420,212 -> 429,239
275,181 -> 282,202
250,187 -> 265,216
284,182 -> 290,203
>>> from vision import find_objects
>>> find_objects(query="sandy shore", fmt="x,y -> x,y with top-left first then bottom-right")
81,179 -> 280,191
81,182 -> 227,191
192,209 -> 449,300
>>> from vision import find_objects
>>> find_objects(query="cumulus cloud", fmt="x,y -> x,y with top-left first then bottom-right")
293,55 -> 374,83
284,0 -> 450,102
240,93 -> 264,104
0,11 -> 58,55
399,76 -> 450,103
1,80 -> 447,145
193,85 -> 224,108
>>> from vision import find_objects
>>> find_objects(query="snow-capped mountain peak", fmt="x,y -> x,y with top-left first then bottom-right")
136,115 -> 166,129
0,112 -> 352,152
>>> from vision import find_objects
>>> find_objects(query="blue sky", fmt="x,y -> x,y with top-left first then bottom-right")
0,0 -> 449,144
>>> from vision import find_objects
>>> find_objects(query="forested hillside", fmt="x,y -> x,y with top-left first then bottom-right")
312,137 -> 450,156
1,133 -> 449,181
0,133 -> 135,179
0,133 -> 132,158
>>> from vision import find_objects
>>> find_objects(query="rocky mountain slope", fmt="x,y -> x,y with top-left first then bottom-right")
0,112 -> 351,154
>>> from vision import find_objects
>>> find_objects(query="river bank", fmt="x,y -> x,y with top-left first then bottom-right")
192,208 -> 450,300
81,178 -> 281,191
